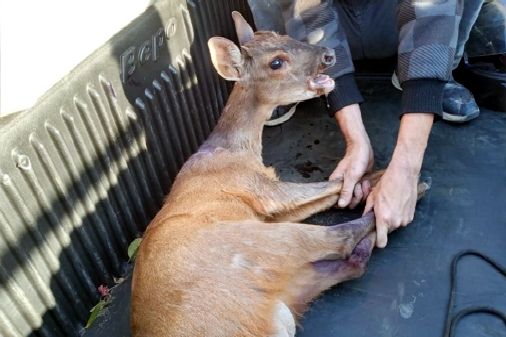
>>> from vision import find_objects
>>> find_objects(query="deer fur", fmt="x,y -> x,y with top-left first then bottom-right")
130,11 -> 430,337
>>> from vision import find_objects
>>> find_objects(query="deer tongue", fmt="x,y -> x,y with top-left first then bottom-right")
309,74 -> 335,90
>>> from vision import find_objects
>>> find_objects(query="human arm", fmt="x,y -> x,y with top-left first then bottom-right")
329,103 -> 374,209
363,113 -> 433,248
364,0 -> 461,247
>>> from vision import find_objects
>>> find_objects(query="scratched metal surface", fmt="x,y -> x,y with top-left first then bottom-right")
262,82 -> 506,337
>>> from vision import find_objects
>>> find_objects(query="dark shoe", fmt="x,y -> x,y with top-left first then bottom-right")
453,54 -> 506,113
442,79 -> 480,123
391,72 -> 480,123
265,103 -> 298,126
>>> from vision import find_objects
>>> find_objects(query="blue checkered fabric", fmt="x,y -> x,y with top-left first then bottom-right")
281,0 -> 355,79
248,0 -> 484,115
397,0 -> 462,85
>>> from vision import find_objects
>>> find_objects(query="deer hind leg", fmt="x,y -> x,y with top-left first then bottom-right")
196,214 -> 375,333
215,212 -> 376,265
282,231 -> 376,316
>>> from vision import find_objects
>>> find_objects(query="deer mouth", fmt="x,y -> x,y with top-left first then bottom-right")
309,74 -> 335,91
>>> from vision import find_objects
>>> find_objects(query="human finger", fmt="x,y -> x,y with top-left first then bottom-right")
376,222 -> 389,249
348,183 -> 364,209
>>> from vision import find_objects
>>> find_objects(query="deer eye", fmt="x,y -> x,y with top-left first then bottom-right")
269,59 -> 283,70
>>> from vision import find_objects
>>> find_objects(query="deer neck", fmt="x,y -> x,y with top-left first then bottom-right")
205,82 -> 276,157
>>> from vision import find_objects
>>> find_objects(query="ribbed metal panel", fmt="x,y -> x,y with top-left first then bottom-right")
0,1 -> 254,336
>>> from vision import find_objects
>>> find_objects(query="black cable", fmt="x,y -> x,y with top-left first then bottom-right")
443,249 -> 506,337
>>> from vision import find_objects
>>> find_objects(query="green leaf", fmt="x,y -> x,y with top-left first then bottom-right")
128,238 -> 142,263
85,299 -> 106,329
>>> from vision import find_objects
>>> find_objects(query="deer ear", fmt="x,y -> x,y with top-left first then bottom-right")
208,37 -> 243,81
232,11 -> 254,46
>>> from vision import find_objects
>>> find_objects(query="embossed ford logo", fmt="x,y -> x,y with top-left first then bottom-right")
120,18 -> 178,83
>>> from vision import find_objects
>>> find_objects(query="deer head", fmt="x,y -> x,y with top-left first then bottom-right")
208,11 -> 336,106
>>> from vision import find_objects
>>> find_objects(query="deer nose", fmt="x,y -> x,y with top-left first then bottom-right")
322,48 -> 336,67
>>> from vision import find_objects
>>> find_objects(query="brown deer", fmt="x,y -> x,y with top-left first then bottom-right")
130,11 -> 430,337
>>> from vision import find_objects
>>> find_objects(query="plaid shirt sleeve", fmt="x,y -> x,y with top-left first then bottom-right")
397,0 -> 463,117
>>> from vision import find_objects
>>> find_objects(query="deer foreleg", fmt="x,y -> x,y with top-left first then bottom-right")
226,175 -> 343,218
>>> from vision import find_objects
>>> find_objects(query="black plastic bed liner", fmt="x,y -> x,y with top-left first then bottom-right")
84,83 -> 506,337
0,0 -> 505,336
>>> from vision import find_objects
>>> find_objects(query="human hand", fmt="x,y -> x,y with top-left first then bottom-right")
363,162 -> 419,248
329,141 -> 374,209
330,104 -> 374,209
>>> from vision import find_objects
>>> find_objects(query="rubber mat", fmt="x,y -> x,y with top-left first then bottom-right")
263,82 -> 506,337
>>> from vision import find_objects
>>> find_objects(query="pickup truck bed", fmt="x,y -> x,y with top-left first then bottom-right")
0,1 -> 504,336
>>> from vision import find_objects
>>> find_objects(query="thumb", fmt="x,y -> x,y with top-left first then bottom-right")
329,167 -> 343,182
376,222 -> 389,248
